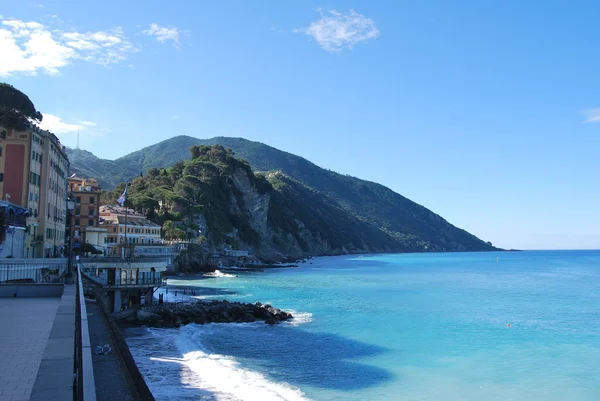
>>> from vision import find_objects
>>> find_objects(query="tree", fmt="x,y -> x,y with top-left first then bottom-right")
147,167 -> 160,178
0,83 -> 43,131
162,220 -> 176,240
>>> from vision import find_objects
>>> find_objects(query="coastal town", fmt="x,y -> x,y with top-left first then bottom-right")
0,84 -> 277,401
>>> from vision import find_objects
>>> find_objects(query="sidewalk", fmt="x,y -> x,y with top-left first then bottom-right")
0,297 -> 60,401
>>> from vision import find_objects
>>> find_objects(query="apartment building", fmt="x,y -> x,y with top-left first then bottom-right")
0,124 -> 69,257
68,176 -> 106,250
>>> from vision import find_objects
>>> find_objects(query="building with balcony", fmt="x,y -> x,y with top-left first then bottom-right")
0,124 -> 69,257
39,131 -> 69,258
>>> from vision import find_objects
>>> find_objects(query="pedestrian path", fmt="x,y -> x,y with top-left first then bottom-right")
0,297 -> 60,401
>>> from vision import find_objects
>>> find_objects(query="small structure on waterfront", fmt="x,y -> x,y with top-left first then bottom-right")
78,245 -> 171,313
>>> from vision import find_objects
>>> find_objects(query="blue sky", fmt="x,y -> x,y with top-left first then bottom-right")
1,1 -> 599,250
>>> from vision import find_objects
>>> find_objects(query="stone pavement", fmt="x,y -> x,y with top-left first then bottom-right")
0,297 -> 60,401
30,285 -> 76,401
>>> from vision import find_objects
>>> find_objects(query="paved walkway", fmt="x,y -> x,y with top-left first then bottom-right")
30,285 -> 76,401
0,298 -> 60,401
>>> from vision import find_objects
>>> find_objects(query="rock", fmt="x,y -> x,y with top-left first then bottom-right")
265,318 -> 280,325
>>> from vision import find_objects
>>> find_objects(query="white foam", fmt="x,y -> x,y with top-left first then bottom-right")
285,311 -> 314,327
174,326 -> 311,401
204,269 -> 237,278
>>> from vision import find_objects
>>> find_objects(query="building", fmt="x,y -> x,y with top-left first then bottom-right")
39,130 -> 69,258
100,205 -> 162,246
68,176 -> 106,252
0,124 -> 69,257
79,254 -> 169,312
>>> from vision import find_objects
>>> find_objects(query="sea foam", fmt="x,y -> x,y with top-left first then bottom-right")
175,325 -> 311,401
204,269 -> 237,278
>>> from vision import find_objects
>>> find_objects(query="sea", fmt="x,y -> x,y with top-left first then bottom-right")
124,250 -> 600,401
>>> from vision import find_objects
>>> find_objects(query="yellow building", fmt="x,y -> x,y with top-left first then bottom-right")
39,130 -> 69,257
99,205 -> 162,255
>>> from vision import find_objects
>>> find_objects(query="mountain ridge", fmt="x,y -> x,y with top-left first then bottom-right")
67,135 -> 499,253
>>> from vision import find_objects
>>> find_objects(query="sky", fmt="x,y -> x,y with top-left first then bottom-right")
1,0 -> 599,250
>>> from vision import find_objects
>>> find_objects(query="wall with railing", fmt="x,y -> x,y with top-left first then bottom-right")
79,262 -> 166,289
0,259 -> 67,283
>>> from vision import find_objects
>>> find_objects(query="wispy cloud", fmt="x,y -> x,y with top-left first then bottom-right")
0,18 -> 137,76
582,108 -> 600,123
296,9 -> 380,52
172,115 -> 179,120
142,23 -> 186,48
39,114 -> 100,135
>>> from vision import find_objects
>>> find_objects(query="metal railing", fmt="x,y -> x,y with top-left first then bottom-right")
79,264 -> 166,289
75,265 -> 96,400
0,261 -> 67,283
78,256 -> 170,264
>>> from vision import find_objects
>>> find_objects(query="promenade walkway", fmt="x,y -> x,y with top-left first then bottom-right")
0,297 -> 60,401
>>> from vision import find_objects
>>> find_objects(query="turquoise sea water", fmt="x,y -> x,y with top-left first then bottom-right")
126,251 -> 600,400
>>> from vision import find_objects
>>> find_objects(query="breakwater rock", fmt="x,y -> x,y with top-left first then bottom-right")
134,300 -> 293,327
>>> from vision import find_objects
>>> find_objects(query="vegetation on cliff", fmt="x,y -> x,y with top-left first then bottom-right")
98,143 -> 497,260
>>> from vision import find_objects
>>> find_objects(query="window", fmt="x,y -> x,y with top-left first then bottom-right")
32,151 -> 35,160
0,173 -> 3,182
120,227 -> 122,232
113,228 -> 116,232
0,145 -> 2,156
35,194 -> 38,201
29,193 -> 33,201
76,197 -> 81,204
75,219 -> 80,226
89,196 -> 95,204
89,209 -> 94,216
89,219 -> 94,226
0,131 -> 6,139
75,208 -> 80,215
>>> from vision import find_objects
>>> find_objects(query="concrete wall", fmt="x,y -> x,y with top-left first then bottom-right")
0,283 -> 64,297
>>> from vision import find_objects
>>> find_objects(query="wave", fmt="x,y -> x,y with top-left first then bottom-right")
175,325 -> 311,401
204,269 -> 237,278
285,311 -> 314,327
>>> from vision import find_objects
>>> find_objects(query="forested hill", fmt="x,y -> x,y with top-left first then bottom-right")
67,136 -> 499,253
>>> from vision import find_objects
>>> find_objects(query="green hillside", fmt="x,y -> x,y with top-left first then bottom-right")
67,135 -> 498,252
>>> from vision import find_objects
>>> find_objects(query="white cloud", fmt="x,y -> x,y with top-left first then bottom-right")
296,9 -> 380,52
39,114 -> 97,135
142,23 -> 185,47
0,18 -> 137,76
582,108 -> 600,123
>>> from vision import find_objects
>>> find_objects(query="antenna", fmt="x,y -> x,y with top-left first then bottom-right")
77,130 -> 80,149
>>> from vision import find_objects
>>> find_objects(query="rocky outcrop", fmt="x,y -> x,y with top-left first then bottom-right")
132,300 -> 293,328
